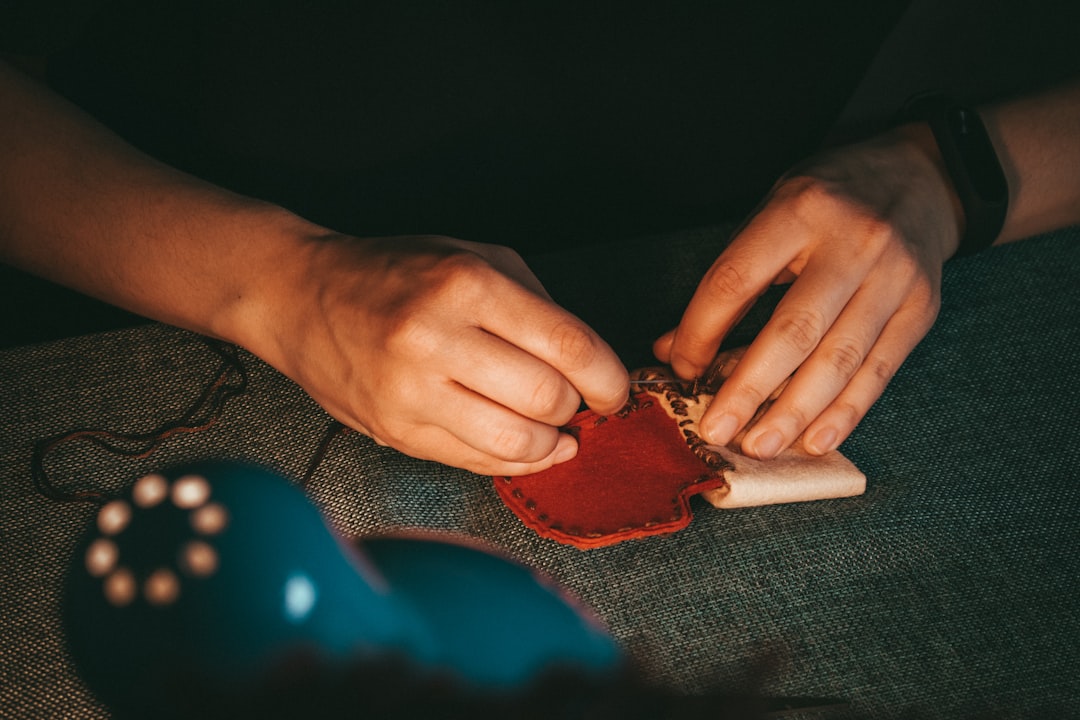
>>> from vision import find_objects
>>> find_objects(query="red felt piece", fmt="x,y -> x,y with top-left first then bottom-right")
493,394 -> 729,549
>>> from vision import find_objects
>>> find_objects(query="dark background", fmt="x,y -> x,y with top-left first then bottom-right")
2,0 -> 1079,349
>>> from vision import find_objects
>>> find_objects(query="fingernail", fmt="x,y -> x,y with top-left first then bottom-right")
703,413 -> 739,446
807,427 -> 838,454
750,429 -> 784,460
553,435 -> 578,464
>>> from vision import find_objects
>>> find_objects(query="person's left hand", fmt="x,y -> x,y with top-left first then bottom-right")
654,124 -> 964,459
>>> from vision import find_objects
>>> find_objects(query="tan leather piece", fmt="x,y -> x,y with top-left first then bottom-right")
631,347 -> 866,509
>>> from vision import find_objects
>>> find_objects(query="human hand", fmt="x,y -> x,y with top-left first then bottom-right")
653,125 -> 963,459
249,234 -> 629,475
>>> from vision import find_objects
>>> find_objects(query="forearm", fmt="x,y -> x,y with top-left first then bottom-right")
982,79 -> 1080,243
0,59 -> 323,346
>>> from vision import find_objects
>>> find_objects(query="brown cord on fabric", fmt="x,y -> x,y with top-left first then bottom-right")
30,339 -> 248,504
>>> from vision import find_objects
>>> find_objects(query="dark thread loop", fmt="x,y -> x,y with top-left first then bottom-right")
30,339 -> 248,503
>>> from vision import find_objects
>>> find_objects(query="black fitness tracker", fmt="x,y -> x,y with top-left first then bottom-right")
900,93 -> 1009,258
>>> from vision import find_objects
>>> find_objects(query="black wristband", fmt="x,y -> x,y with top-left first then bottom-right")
900,93 -> 1009,258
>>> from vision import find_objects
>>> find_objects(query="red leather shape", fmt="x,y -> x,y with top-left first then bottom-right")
493,394 -> 728,549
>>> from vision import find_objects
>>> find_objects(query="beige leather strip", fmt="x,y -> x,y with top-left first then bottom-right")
630,348 -> 866,509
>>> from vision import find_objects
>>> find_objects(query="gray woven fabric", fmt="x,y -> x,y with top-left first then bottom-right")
2,224 -> 1078,718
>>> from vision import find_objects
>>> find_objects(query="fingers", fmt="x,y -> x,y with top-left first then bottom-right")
296,236 -> 628,474
653,132 -> 959,462
420,384 -> 573,468
663,211 -> 803,379
336,360 -> 580,473
738,287 -> 893,456
384,418 -> 580,477
698,242 -> 877,446
733,284 -> 904,458
449,327 -> 583,427
380,248 -> 626,471
799,311 -> 927,455
440,277 -> 627,467
478,272 -> 630,416
332,361 -> 583,475
703,252 -> 938,459
455,430 -> 579,477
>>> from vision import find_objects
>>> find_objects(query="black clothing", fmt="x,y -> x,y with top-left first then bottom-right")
1,0 -> 909,345
38,0 -> 907,250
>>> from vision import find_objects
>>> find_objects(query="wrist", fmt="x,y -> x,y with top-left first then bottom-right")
898,95 -> 1010,258
889,122 -> 966,260
204,205 -> 331,359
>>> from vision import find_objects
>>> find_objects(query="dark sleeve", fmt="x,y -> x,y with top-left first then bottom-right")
0,0 -> 105,56
40,0 -> 911,252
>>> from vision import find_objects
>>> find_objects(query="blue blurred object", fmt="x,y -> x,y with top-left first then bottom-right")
63,462 -> 621,712
64,462 -> 435,710
364,534 -> 622,689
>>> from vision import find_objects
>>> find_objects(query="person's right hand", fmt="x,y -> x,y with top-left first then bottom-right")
245,234 -> 630,475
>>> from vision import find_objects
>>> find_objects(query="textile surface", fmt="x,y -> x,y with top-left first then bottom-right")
2,224 -> 1078,718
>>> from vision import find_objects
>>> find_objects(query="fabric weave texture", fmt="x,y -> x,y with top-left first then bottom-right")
1,224 -> 1078,718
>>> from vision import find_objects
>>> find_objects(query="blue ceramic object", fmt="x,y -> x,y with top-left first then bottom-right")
64,462 -> 621,712
364,534 -> 622,689
64,462 -> 434,710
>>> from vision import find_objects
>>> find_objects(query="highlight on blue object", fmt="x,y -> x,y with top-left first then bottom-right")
63,461 -> 622,713
282,572 -> 318,624
64,462 -> 435,711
